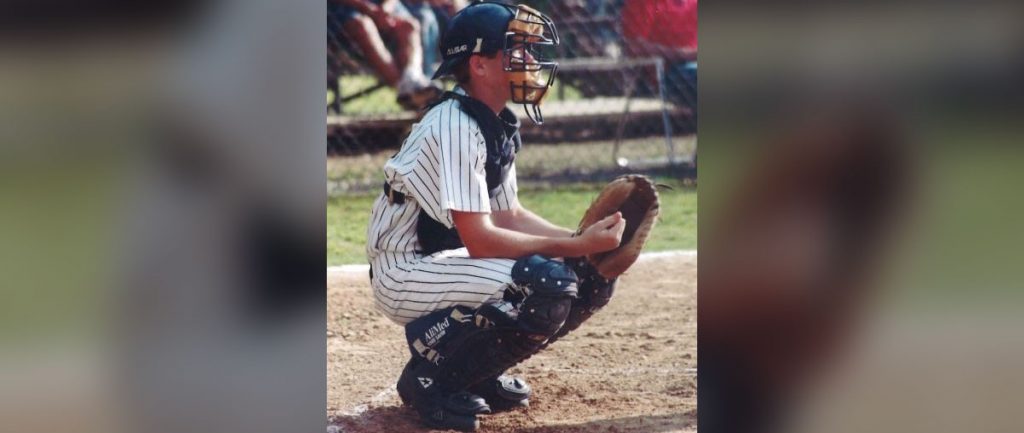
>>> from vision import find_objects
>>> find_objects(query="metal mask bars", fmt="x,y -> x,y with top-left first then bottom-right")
503,4 -> 559,124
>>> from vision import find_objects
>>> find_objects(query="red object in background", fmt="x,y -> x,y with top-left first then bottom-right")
622,0 -> 698,50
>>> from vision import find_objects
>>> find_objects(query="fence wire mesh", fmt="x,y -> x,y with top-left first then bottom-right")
328,0 -> 696,194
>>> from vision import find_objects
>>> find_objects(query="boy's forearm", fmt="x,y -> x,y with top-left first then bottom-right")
492,207 -> 574,239
465,226 -> 583,259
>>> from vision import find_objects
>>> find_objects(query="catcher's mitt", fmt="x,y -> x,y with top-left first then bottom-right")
577,175 -> 661,279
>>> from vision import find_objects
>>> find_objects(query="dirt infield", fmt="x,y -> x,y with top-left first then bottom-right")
327,253 -> 697,433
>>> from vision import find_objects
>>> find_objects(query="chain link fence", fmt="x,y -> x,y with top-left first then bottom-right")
328,0 -> 697,194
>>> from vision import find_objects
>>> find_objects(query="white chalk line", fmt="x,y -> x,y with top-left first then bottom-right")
328,249 -> 696,275
330,263 -> 373,274
338,387 -> 398,417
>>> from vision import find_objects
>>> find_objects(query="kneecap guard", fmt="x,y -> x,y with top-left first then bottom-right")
511,255 -> 579,336
510,254 -> 579,297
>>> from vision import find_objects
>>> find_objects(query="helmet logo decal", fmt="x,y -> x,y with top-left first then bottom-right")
446,44 -> 469,56
473,38 -> 483,54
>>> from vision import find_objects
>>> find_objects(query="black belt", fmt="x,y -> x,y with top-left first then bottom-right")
383,182 -> 406,205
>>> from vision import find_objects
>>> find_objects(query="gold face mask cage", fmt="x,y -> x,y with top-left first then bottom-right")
503,4 -> 559,124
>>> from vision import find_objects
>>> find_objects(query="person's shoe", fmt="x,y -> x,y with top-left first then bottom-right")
397,357 -> 490,431
413,391 -> 488,431
397,82 -> 443,111
467,374 -> 531,411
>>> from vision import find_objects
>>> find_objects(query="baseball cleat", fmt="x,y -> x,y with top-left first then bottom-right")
397,357 -> 491,431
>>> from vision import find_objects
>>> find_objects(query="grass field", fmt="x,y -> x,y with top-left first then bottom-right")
328,180 -> 696,266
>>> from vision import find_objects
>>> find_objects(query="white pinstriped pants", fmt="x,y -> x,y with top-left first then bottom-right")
370,248 -> 517,325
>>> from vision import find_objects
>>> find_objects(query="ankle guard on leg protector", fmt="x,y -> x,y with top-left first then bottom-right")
467,373 -> 531,411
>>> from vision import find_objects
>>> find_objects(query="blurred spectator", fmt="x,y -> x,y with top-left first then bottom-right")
424,0 -> 469,37
400,1 -> 441,76
392,1 -> 469,76
329,0 -> 442,110
622,0 -> 698,116
544,0 -> 620,59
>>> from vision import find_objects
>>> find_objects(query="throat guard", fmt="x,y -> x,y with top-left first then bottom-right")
426,91 -> 520,196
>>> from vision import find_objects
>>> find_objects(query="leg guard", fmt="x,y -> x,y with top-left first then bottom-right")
397,306 -> 492,431
547,258 -> 617,345
397,255 -> 577,428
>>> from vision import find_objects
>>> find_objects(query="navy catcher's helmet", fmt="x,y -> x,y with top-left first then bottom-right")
432,1 -> 560,124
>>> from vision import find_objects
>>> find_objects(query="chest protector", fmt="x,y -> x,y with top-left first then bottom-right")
416,91 -> 522,256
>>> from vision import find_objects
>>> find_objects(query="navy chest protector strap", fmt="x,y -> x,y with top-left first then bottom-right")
415,91 -> 521,256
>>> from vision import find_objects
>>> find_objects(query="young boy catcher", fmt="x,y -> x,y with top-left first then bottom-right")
365,2 -> 659,430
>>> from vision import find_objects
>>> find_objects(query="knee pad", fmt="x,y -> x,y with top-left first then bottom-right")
510,255 -> 578,337
518,293 -> 573,338
510,254 -> 579,298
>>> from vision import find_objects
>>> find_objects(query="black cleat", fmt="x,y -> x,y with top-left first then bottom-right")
397,358 -> 490,431
419,406 -> 479,432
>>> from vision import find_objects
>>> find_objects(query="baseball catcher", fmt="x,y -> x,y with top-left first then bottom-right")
364,2 -> 660,430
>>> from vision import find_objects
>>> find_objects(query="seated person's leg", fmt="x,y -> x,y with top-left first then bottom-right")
342,14 -> 402,87
327,3 -> 357,42
327,3 -> 358,109
379,4 -> 441,109
400,1 -> 441,76
379,7 -> 422,79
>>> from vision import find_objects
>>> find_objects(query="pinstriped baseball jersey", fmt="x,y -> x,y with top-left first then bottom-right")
366,87 -> 520,324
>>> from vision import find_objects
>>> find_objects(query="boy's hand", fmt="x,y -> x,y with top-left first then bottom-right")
576,212 -> 626,254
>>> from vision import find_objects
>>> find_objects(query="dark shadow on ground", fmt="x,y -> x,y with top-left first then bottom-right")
514,412 -> 697,433
329,408 -> 696,433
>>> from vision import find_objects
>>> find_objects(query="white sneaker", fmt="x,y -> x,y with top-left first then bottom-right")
396,70 -> 431,97
397,83 -> 443,111
397,72 -> 442,111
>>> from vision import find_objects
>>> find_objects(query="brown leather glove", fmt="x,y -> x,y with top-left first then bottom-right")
576,175 -> 661,279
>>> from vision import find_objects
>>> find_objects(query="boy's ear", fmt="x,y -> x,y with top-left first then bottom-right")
469,55 -> 484,78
